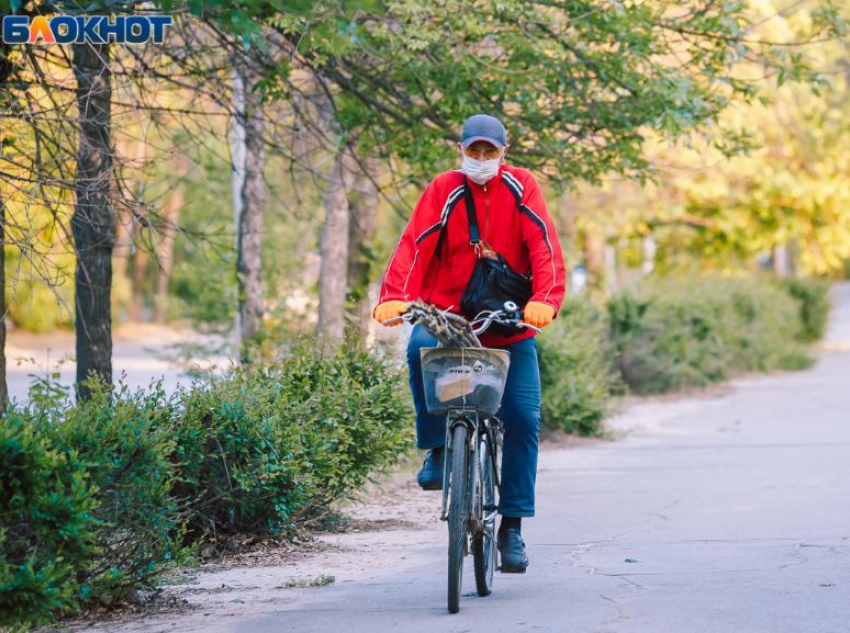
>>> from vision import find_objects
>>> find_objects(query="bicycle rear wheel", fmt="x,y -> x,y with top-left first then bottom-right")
447,423 -> 469,614
473,432 -> 497,596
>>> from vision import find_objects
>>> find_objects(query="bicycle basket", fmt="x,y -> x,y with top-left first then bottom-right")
420,347 -> 510,417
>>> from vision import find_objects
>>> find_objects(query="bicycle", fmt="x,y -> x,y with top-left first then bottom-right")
384,301 -> 539,613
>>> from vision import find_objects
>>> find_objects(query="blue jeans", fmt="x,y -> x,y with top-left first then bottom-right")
407,325 -> 541,518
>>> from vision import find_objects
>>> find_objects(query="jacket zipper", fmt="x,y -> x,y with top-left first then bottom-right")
483,183 -> 490,244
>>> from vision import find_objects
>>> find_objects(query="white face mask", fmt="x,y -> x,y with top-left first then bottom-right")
460,150 -> 504,185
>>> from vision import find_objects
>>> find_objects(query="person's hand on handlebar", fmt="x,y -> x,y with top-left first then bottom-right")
523,301 -> 555,329
373,300 -> 409,327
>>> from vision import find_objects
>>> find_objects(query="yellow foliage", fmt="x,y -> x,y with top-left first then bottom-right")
563,31 -> 850,277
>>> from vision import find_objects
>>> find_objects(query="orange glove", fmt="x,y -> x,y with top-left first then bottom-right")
374,300 -> 408,327
523,301 -> 555,329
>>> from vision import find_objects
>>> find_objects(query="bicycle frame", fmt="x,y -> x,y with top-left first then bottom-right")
440,409 -> 502,533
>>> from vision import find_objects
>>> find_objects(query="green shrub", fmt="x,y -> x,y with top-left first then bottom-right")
173,346 -> 413,538
607,276 -> 813,394
47,382 -> 184,598
0,413 -> 99,629
0,346 -> 411,629
537,299 -> 619,436
172,368 -> 315,538
777,277 -> 831,342
714,278 -> 807,372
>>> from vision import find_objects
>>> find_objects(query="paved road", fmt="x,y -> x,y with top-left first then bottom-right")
5,324 -> 226,403
231,283 -> 850,633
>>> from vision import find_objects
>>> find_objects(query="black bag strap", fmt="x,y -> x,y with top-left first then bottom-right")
437,175 -> 513,258
462,177 -> 481,246
434,218 -> 448,259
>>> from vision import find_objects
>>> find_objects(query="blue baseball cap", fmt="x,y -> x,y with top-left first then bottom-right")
460,114 -> 507,148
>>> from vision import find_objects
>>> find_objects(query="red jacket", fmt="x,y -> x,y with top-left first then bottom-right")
378,164 -> 566,347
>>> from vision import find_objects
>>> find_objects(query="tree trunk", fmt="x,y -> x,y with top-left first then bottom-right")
583,228 -> 606,297
125,139 -> 149,322
558,191 -> 578,293
344,154 -> 378,337
130,244 -> 148,321
232,61 -> 266,361
112,204 -> 133,289
317,149 -> 350,341
154,185 -> 183,324
113,136 -> 146,291
0,191 -> 7,415
231,66 -> 246,342
72,42 -> 115,399
642,236 -> 657,276
773,244 -> 790,277
0,51 -> 9,413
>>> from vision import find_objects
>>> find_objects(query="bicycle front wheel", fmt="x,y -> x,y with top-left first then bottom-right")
473,433 -> 497,596
447,423 -> 469,614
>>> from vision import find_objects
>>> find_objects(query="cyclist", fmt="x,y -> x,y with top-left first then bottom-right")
373,114 -> 566,573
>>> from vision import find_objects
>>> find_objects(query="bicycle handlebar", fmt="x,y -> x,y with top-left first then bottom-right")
381,301 -> 541,335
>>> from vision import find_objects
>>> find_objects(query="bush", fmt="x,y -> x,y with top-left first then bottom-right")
0,346 -> 412,629
47,382 -> 184,598
607,276 -> 814,394
174,346 -> 413,538
0,414 -> 99,629
777,277 -> 831,342
537,299 -> 619,436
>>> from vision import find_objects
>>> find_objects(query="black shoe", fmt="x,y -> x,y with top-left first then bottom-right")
416,447 -> 444,490
498,526 -> 529,573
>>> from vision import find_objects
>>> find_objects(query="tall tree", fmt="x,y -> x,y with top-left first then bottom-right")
154,183 -> 183,324
0,190 -> 7,414
345,154 -> 379,335
317,147 -> 350,341
264,0 -> 844,185
72,41 -> 115,398
130,235 -> 148,320
231,53 -> 267,360
0,40 -> 12,412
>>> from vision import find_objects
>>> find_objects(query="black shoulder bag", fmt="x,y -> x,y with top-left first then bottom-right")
458,178 -> 532,337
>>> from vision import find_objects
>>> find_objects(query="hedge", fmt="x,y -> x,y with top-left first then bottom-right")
537,299 -> 620,436
0,346 -> 413,630
537,275 -> 829,421
606,276 -> 816,394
